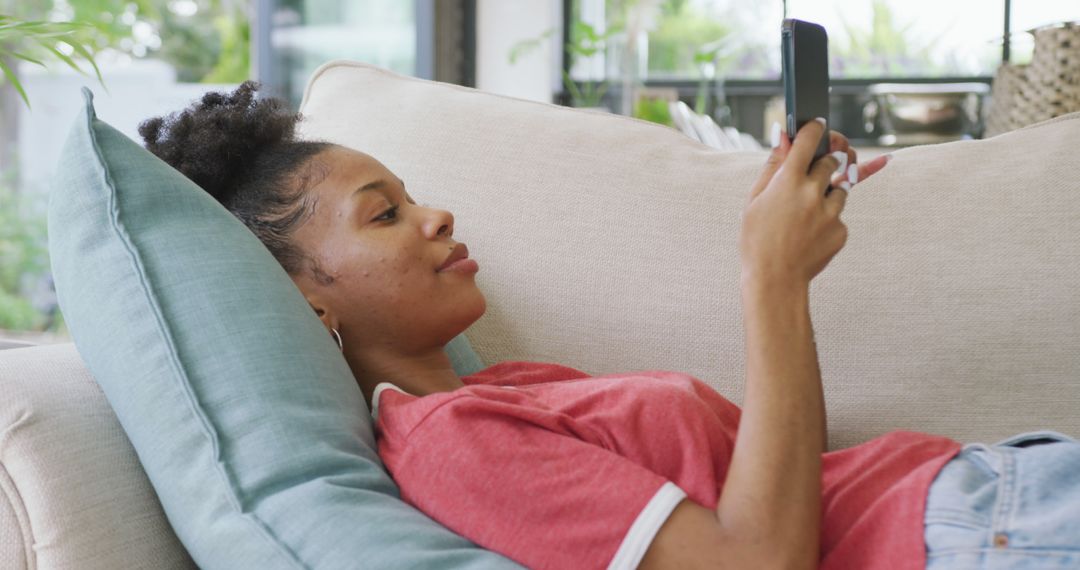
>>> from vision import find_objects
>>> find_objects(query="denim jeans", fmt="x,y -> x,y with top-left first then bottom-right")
924,429 -> 1080,569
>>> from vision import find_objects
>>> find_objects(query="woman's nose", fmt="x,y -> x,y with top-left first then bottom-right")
424,207 -> 454,239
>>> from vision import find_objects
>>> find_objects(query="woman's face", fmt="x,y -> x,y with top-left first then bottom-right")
289,145 -> 485,354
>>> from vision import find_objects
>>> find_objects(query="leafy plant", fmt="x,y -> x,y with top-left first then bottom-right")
0,11 -> 107,336
0,15 -> 104,108
508,28 -> 554,66
646,1 -> 733,78
510,20 -> 622,108
0,175 -> 50,331
16,0 -> 251,85
202,6 -> 250,83
832,0 -> 950,77
631,95 -> 672,126
563,20 -> 622,108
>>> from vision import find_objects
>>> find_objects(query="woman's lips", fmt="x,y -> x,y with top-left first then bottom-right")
436,243 -> 478,273
439,258 -> 479,274
437,243 -> 468,271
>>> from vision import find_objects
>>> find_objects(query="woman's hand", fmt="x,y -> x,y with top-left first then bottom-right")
739,120 -> 889,290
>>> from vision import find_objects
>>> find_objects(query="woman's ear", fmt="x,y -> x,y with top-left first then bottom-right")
306,298 -> 339,332
291,273 -> 339,332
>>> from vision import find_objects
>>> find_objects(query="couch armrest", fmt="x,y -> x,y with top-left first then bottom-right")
0,343 -> 197,569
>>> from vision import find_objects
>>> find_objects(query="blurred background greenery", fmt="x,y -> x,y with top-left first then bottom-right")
0,0 -> 249,338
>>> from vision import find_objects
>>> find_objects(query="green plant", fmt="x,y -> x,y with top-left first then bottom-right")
20,0 -> 252,85
562,20 -> 622,108
832,0 -> 950,76
631,95 -> 672,126
691,39 -> 727,115
148,0 -> 250,83
0,8 -> 109,336
646,1 -> 733,78
0,2 -> 250,336
202,7 -> 250,83
510,20 -> 622,108
0,176 -> 51,331
0,15 -> 104,108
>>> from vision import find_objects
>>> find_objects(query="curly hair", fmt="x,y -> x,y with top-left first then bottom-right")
138,80 -> 332,278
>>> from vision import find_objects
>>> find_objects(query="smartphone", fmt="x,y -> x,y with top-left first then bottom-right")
781,18 -> 830,161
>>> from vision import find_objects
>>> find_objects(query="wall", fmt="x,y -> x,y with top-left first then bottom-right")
475,0 -> 562,103
17,59 -> 238,197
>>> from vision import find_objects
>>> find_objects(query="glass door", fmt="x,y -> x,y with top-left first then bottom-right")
255,0 -> 432,107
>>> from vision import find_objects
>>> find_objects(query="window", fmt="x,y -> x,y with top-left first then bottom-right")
569,0 -> 1079,82
258,0 -> 423,106
786,0 -> 1004,78
1008,0 -> 1080,65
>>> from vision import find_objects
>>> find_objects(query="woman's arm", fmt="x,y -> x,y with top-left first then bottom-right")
718,281 -> 824,569
639,283 -> 824,570
716,118 -> 845,568
642,121 -> 889,569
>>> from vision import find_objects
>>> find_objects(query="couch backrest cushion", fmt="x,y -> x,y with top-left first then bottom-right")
46,88 -> 523,569
299,60 -> 1080,450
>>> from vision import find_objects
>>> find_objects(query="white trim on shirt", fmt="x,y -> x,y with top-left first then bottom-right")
371,382 -> 409,421
607,481 -> 688,570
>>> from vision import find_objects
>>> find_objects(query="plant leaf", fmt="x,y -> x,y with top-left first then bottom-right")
39,42 -> 85,75
8,51 -> 47,68
0,57 -> 31,109
509,28 -> 554,65
65,41 -> 106,90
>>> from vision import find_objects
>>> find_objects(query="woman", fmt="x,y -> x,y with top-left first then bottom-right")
140,81 -> 1080,570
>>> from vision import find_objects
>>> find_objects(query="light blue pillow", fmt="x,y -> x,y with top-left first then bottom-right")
47,88 -> 521,569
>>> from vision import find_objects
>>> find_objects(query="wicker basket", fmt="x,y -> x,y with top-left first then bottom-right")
984,21 -> 1080,137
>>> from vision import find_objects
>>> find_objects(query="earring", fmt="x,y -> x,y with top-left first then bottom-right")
330,327 -> 343,351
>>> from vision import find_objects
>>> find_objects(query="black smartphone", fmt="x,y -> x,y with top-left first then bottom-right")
781,18 -> 830,160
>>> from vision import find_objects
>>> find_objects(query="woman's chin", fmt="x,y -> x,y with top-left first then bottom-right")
455,292 -> 487,333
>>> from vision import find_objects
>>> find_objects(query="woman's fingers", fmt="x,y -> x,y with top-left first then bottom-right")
749,124 -> 892,209
786,118 -> 830,175
829,131 -> 859,188
808,150 -> 845,192
856,153 -> 891,183
829,131 -> 856,169
824,181 -> 848,217
825,152 -> 892,217
747,125 -> 791,205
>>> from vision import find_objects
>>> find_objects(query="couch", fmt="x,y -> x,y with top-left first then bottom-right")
2,60 -> 1079,568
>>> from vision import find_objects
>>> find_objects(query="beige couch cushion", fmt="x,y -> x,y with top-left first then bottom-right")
299,61 -> 1080,450
0,344 -> 196,569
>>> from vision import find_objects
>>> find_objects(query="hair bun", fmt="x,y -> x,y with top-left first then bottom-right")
138,80 -> 301,203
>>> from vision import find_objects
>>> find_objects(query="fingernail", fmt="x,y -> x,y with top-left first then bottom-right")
847,163 -> 859,184
814,117 -> 827,127
838,181 -> 852,191
830,150 -> 847,174
884,152 -> 894,163
770,121 -> 781,148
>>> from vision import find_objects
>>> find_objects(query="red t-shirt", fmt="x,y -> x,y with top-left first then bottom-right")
373,361 -> 962,570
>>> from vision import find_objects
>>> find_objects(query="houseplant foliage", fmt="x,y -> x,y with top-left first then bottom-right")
0,14 -> 102,107
0,172 -> 52,331
0,1 -> 250,336
510,20 -> 622,109
0,8 -> 105,336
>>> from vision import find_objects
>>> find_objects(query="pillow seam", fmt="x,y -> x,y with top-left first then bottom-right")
85,113 -> 308,570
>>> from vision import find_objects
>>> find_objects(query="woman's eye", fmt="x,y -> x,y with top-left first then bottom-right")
374,205 -> 399,222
